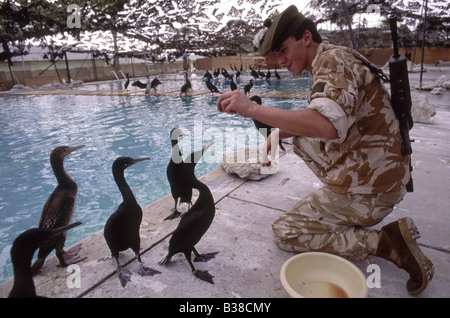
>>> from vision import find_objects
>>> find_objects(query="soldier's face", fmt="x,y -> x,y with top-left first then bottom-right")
275,34 -> 311,75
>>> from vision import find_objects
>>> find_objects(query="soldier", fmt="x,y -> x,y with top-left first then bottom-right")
217,5 -> 434,295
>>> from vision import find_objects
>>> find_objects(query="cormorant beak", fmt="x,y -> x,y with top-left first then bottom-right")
129,157 -> 150,167
67,145 -> 85,155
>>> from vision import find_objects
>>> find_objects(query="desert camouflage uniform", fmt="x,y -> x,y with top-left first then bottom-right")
272,42 -> 411,259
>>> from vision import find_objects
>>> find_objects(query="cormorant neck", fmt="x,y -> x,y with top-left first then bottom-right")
114,169 -> 137,203
171,139 -> 183,162
10,257 -> 36,298
51,158 -> 77,188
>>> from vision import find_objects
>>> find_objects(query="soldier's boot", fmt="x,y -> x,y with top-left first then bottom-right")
375,217 -> 434,295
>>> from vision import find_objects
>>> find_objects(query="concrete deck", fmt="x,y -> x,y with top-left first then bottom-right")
1,65 -> 449,299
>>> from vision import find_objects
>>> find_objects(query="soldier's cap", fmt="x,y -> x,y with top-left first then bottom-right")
258,5 -> 306,56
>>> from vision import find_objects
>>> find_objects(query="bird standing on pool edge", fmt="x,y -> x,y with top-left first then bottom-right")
166,129 -> 214,221
104,156 -> 161,288
31,145 -> 85,275
160,142 -> 218,284
9,222 -> 82,298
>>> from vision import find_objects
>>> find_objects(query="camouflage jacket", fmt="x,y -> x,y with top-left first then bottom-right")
292,42 -> 410,194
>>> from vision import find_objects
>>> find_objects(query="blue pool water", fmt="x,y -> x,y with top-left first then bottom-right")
0,72 -> 311,282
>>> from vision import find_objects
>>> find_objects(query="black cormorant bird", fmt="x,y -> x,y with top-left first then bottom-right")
166,129 -> 214,220
104,156 -> 161,287
221,68 -> 232,80
166,128 -> 190,220
266,69 -> 271,80
124,73 -> 130,90
250,66 -> 259,79
244,79 -> 254,95
230,78 -> 238,91
132,80 -> 147,89
159,157 -> 217,284
180,71 -> 192,96
205,77 -> 221,95
250,95 -> 286,151
203,70 -> 213,81
258,67 -> 266,79
31,145 -> 85,275
213,67 -> 220,78
274,67 -> 281,80
151,77 -> 162,91
9,222 -> 81,298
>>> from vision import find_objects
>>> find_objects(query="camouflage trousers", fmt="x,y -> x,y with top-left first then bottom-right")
272,187 -> 406,259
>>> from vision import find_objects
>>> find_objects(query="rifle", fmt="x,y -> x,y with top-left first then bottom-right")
388,15 -> 414,192
388,15 -> 414,156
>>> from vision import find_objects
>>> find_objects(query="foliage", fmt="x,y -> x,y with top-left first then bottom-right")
1,0 -> 449,63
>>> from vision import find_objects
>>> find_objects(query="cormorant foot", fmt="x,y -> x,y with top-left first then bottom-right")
164,210 -> 182,221
194,252 -> 218,263
193,270 -> 214,284
118,268 -> 132,288
158,256 -> 171,266
57,244 -> 87,267
138,265 -> 161,277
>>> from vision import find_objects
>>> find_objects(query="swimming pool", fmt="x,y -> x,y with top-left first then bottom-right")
0,72 -> 311,282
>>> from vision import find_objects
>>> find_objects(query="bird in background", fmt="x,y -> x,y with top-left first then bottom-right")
31,145 -> 86,275
104,156 -> 161,288
250,66 -> 259,79
180,71 -> 192,96
250,95 -> 286,152
230,78 -> 238,91
203,70 -> 213,81
204,77 -> 221,95
124,73 -> 130,90
150,77 -> 162,91
159,141 -> 217,284
131,79 -> 147,89
244,79 -> 254,95
274,67 -> 281,80
9,222 -> 82,298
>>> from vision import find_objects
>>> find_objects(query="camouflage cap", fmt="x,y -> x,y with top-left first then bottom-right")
258,5 -> 306,56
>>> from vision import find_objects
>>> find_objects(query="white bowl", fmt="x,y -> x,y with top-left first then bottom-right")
280,252 -> 368,298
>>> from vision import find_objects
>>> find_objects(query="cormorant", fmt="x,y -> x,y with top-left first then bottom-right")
250,66 -> 259,79
258,67 -> 266,79
159,157 -> 217,284
166,129 -> 213,220
274,67 -> 281,80
9,222 -> 82,298
151,77 -> 162,91
230,78 -> 238,91
124,73 -> 130,90
205,77 -> 221,95
203,70 -> 213,81
166,128 -> 190,220
244,79 -> 254,95
266,69 -> 272,80
132,80 -> 147,89
104,156 -> 161,287
221,68 -> 232,80
31,145 -> 85,275
213,67 -> 220,78
250,95 -> 286,151
180,71 -> 192,96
